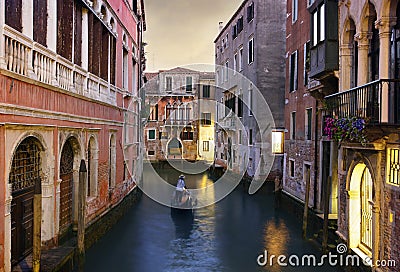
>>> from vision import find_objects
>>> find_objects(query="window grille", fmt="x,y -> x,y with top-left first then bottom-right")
10,138 -> 41,193
389,148 -> 400,186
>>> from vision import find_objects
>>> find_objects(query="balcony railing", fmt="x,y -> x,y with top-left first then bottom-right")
325,79 -> 400,125
164,119 -> 193,126
2,25 -> 117,106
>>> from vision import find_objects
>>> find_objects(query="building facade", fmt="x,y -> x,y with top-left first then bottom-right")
0,0 -> 145,270
284,0 -> 340,217
198,72 -> 216,162
144,67 -> 214,162
214,0 -> 286,180
284,0 -> 317,206
322,0 -> 400,269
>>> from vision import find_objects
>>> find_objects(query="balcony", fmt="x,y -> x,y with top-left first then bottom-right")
164,119 -> 193,126
308,0 -> 338,80
325,79 -> 400,125
2,25 -> 117,105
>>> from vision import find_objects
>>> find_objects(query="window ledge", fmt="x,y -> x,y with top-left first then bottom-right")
351,247 -> 372,266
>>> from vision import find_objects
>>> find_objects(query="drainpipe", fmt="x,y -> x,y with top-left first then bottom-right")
313,99 -> 319,208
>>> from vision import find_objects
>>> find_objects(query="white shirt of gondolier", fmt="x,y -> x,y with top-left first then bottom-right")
176,178 -> 185,191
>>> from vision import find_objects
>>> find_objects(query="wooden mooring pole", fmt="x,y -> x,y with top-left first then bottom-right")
78,160 -> 87,267
302,168 -> 311,239
33,179 -> 42,272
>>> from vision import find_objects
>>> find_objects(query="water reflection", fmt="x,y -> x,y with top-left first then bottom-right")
85,164 -> 343,272
262,218 -> 289,271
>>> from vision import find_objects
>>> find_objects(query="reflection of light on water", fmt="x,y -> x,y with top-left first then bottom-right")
194,173 -> 215,209
262,219 -> 289,271
166,172 -> 221,271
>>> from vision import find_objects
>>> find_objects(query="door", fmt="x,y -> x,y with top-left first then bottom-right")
9,137 -> 41,265
59,140 -> 74,232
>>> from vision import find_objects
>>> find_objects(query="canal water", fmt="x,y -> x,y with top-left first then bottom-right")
84,164 -> 344,272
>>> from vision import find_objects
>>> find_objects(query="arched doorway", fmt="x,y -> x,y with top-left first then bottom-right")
348,163 -> 374,255
59,140 -> 74,235
9,137 -> 42,265
167,138 -> 182,158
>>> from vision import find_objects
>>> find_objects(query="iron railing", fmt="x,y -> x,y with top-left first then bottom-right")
325,79 -> 400,125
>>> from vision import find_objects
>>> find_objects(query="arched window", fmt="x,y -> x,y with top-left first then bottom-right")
87,137 -> 98,197
367,4 -> 379,81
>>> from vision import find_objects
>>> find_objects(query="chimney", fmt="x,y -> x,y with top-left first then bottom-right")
218,22 -> 224,32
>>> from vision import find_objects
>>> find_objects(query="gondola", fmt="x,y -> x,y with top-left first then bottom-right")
171,189 -> 196,217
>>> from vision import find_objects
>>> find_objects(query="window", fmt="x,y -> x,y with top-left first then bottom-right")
225,61 -> 229,81
248,37 -> 254,64
149,105 -> 158,121
148,150 -> 155,156
5,0 -> 22,32
292,0 -> 298,23
249,129 -> 253,145
249,87 -> 253,116
305,108 -> 312,140
225,34 -> 229,48
221,65 -> 225,84
239,47 -> 244,71
388,148 -> 400,186
234,53 -> 238,73
132,58 -> 137,94
186,76 -> 192,92
289,51 -> 298,92
239,130 -> 242,144
203,85 -> 210,98
290,112 -> 296,139
201,112 -> 212,125
304,42 -> 310,86
247,2 -> 254,22
369,24 -> 380,81
148,130 -> 156,140
232,25 -> 238,39
180,128 -> 194,140
312,4 -> 325,46
203,141 -> 210,152
289,159 -> 295,177
34,0 -> 48,47
166,76 -> 172,92
237,16 -> 244,34
57,0 -> 74,61
87,137 -> 98,197
238,94 -> 243,117
123,48 -> 128,89
160,131 -> 168,140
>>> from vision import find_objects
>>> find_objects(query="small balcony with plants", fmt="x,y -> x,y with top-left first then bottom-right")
323,79 -> 400,145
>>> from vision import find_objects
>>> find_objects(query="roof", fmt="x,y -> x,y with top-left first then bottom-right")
144,72 -> 159,81
160,67 -> 198,74
214,0 -> 248,43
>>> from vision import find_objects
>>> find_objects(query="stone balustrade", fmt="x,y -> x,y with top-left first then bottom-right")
2,25 -> 117,106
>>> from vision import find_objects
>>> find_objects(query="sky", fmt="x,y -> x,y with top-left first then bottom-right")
143,0 -> 244,72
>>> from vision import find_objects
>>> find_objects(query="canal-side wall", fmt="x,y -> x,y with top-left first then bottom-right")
84,186 -> 142,250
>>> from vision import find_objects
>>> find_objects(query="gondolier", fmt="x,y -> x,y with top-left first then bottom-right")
175,174 -> 186,203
